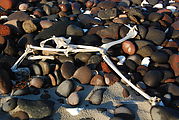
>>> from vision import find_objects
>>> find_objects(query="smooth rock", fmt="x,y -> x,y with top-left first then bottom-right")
0,0 -> 13,10
97,1 -> 116,9
167,83 -> 179,96
67,92 -> 80,106
90,74 -> 105,86
38,61 -> 50,75
79,34 -> 102,46
98,8 -> 117,20
151,51 -> 169,63
143,70 -> 163,87
136,45 -> 155,57
22,20 -> 37,33
122,41 -> 136,55
101,62 -> 112,73
104,73 -> 119,85
96,24 -> 120,39
61,62 -> 76,79
11,111 -> 29,120
56,79 -> 74,97
122,88 -> 130,98
40,20 -> 53,29
89,89 -> 105,105
134,40 -> 155,49
127,54 -> 142,65
169,54 -> 179,76
150,106 -> 179,120
30,64 -> 42,76
8,11 -> 31,21
171,20 -> 179,30
30,77 -> 44,88
145,28 -> 166,45
73,66 -> 92,84
114,106 -> 134,120
124,59 -> 137,71
66,24 -> 84,36
19,3 -> 29,11
75,53 -> 92,63
0,68 -> 12,94
148,12 -> 163,22
17,99 -> 54,119
0,25 -> 11,36
2,98 -> 17,112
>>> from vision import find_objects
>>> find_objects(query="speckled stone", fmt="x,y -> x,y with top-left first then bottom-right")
98,8 -> 117,20
2,98 -> 17,112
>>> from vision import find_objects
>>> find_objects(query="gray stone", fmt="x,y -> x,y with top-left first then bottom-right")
66,25 -> 84,36
17,99 -> 54,119
2,98 -> 17,112
56,79 -> 74,97
98,8 -> 117,20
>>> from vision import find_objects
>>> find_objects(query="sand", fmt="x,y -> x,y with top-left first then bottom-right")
0,81 -> 152,120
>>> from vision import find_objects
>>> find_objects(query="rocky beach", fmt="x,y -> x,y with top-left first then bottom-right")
0,0 -> 179,120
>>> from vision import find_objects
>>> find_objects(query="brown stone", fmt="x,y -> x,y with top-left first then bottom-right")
11,111 -> 29,120
0,25 -> 11,36
61,62 -> 76,79
40,20 -> 53,29
73,66 -> 92,84
0,36 -> 6,44
162,14 -> 173,24
104,73 -> 119,85
30,77 -> 44,88
0,68 -> 12,94
90,74 -> 105,86
96,24 -> 119,39
48,74 -> 57,86
169,54 -> 179,76
88,26 -> 105,35
171,20 -> 179,30
22,20 -> 37,33
122,88 -> 130,98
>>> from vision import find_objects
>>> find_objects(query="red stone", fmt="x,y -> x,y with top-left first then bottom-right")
165,41 -> 178,48
162,14 -> 173,24
169,54 -> 179,76
104,73 -> 119,85
163,78 -> 176,83
101,62 -> 112,73
171,20 -> 179,30
0,25 -> 11,36
157,9 -> 172,14
122,41 -> 136,55
0,0 -> 13,10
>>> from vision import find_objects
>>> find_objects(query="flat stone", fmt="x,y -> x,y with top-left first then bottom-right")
17,99 -> 54,119
98,8 -> 117,20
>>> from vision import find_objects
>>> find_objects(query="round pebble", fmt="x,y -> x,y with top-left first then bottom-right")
122,41 -> 136,55
90,74 -> 105,86
61,62 -> 76,79
30,77 -> 44,88
67,92 -> 80,106
89,89 -> 105,105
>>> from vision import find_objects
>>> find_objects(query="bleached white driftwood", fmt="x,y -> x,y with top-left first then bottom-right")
10,25 -> 163,106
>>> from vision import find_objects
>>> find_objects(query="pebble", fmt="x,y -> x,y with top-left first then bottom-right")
40,20 -> 53,29
11,111 -> 29,120
171,20 -> 179,30
150,106 -> 179,120
17,99 -> 54,119
0,0 -> 13,10
97,1 -> 116,9
73,66 -> 92,84
101,62 -> 112,73
38,61 -> 50,75
0,25 -> 11,36
143,70 -> 163,87
67,92 -> 80,106
122,41 -> 136,55
56,79 -> 74,97
169,54 -> 179,76
90,74 -> 105,86
75,53 -> 92,63
113,106 -> 134,119
2,98 -> 17,112
8,11 -> 31,21
96,24 -> 120,39
19,3 -> 29,11
104,73 -> 120,86
167,83 -> 179,96
30,77 -> 44,88
122,88 -> 130,98
66,24 -> 84,36
89,89 -> 105,105
61,62 -> 76,79
145,28 -> 166,46
151,51 -> 169,63
22,20 -> 37,33
98,8 -> 117,20
0,68 -> 12,94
